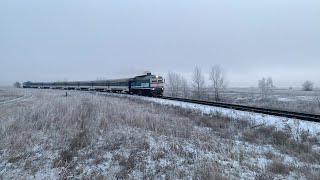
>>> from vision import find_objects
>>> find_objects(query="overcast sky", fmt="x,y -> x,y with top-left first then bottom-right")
1,0 -> 319,87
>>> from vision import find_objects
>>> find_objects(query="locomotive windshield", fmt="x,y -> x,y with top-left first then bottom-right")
151,76 -> 163,83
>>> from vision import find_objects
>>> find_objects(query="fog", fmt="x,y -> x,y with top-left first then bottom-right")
1,0 -> 319,87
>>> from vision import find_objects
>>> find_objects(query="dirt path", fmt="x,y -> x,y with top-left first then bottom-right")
0,93 -> 33,106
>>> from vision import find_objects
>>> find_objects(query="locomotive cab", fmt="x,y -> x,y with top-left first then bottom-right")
150,75 -> 164,97
22,81 -> 31,88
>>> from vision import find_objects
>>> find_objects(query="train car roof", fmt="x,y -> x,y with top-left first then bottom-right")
134,74 -> 162,80
23,73 -> 162,84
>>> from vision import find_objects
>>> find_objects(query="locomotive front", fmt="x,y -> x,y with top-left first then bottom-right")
22,81 -> 31,88
150,75 -> 164,97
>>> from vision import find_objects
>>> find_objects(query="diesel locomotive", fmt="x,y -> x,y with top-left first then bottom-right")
22,72 -> 164,97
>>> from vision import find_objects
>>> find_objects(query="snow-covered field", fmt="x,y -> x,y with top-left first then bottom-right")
218,88 -> 320,115
106,93 -> 320,136
0,88 -> 320,179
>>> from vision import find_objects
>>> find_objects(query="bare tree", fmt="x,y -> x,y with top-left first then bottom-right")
266,77 -> 273,88
167,72 -> 182,97
209,65 -> 228,101
302,80 -> 313,91
181,77 -> 189,98
13,81 -> 21,88
192,66 -> 205,99
258,77 -> 273,99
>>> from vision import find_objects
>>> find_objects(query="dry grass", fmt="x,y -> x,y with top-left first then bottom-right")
241,124 -> 320,164
255,172 -> 274,180
0,88 -> 24,102
303,169 -> 320,180
193,162 -> 227,180
268,160 -> 291,175
0,89 -> 319,179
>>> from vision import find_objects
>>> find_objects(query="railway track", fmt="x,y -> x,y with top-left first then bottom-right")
160,96 -> 320,123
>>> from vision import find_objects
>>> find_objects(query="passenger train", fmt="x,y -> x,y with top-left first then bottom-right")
22,72 -> 164,97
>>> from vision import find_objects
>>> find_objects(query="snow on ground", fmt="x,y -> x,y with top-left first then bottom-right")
0,88 -> 25,103
0,89 -> 319,179
222,88 -> 320,115
276,96 -> 316,102
277,97 -> 293,102
100,92 -> 320,136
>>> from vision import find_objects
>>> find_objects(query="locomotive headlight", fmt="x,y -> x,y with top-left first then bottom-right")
156,75 -> 159,78
151,88 -> 155,90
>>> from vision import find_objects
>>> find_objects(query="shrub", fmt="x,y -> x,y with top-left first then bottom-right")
268,161 -> 290,175
302,80 -> 313,91
271,130 -> 289,145
53,150 -> 74,168
193,162 -> 227,180
13,82 -> 21,88
255,172 -> 274,180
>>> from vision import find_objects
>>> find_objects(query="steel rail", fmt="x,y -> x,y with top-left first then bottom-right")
160,96 -> 320,123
